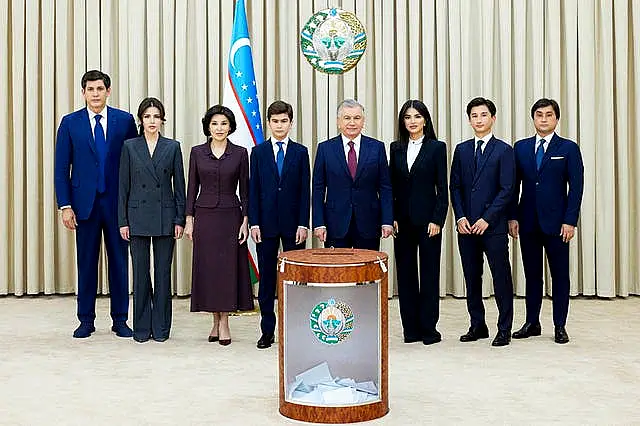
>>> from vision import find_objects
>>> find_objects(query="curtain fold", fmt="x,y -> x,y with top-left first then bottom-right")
0,0 -> 638,298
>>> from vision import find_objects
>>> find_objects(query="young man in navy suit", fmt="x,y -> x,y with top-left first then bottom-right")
450,97 -> 515,347
55,70 -> 138,338
249,101 -> 310,349
509,99 -> 584,344
312,99 -> 393,250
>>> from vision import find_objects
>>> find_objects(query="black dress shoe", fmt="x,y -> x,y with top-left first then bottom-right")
134,336 -> 150,343
219,338 -> 232,346
554,327 -> 569,344
403,336 -> 421,344
460,325 -> 489,342
512,322 -> 542,339
422,332 -> 442,346
491,331 -> 511,347
73,322 -> 96,338
257,333 -> 275,349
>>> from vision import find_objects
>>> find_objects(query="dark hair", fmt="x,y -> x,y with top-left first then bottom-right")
137,97 -> 166,136
202,105 -> 236,137
397,100 -> 437,142
267,100 -> 294,121
81,70 -> 111,90
466,97 -> 497,118
531,98 -> 560,120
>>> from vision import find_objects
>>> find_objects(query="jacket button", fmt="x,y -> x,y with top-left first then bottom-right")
157,184 -> 160,188
278,187 -> 282,191
142,200 -> 146,204
471,188 -> 476,192
142,184 -> 146,188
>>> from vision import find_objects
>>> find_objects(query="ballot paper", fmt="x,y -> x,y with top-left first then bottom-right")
288,362 -> 379,405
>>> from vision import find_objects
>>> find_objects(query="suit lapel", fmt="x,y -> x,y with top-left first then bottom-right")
152,136 -> 171,168
331,137 -> 352,179
134,138 -> 160,182
409,140 -> 430,176
354,136 -> 372,181
106,106 -> 118,152
280,140 -> 296,182
473,137 -> 496,185
265,139 -> 279,181
398,141 -> 410,177
80,109 -> 98,159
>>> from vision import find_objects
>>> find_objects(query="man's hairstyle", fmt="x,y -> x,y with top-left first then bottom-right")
337,99 -> 365,117
202,104 -> 237,137
466,97 -> 497,118
397,99 -> 437,142
267,100 -> 294,121
137,97 -> 166,136
531,98 -> 560,120
81,70 -> 111,90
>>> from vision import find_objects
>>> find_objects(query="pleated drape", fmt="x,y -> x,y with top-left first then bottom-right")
0,0 -> 638,298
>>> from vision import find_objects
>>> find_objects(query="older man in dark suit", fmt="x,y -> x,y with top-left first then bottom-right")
249,100 -> 310,349
450,97 -> 515,347
509,98 -> 584,344
312,99 -> 393,250
54,70 -> 138,338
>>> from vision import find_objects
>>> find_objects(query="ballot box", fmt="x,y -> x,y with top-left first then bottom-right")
277,248 -> 389,423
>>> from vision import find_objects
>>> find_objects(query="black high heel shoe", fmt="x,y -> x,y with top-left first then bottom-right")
208,335 -> 219,342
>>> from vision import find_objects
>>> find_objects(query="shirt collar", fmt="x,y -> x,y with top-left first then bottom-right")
536,132 -> 555,145
87,106 -> 107,121
475,133 -> 492,144
409,135 -> 424,145
341,133 -> 362,147
272,136 -> 290,146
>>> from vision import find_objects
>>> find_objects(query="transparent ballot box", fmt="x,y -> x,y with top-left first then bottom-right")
277,249 -> 389,424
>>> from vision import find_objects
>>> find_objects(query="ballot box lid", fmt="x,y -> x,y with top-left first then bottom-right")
279,248 -> 387,266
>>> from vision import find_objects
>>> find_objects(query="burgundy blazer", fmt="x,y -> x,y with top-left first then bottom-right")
185,141 -> 249,216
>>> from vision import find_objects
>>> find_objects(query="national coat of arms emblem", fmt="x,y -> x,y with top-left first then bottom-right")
309,298 -> 354,345
300,8 -> 367,74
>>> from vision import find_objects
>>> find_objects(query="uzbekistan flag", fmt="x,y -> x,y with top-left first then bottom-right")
223,0 -> 264,286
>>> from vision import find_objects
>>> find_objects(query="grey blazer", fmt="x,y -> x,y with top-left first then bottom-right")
118,135 -> 186,236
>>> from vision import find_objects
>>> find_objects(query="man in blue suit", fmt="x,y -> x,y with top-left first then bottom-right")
510,99 -> 584,344
450,97 -> 515,347
54,70 -> 138,338
249,101 -> 310,349
312,99 -> 393,250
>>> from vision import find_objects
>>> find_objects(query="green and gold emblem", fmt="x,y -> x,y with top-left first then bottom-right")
309,298 -> 354,345
300,8 -> 367,74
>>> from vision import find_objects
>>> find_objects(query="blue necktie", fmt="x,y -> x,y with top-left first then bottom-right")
536,139 -> 545,171
94,114 -> 107,193
474,139 -> 484,172
276,141 -> 284,177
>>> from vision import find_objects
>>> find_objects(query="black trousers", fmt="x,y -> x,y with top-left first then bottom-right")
457,233 -> 513,332
130,235 -> 175,340
257,234 -> 304,335
325,216 -> 380,251
394,223 -> 442,340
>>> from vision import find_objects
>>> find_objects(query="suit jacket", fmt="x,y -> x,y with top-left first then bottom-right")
390,138 -> 448,227
55,106 -> 138,220
248,138 -> 310,238
450,136 -> 515,235
509,134 -> 584,235
312,134 -> 393,239
118,136 -> 186,236
185,141 -> 249,216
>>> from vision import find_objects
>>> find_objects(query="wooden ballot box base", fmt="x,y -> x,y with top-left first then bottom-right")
277,248 -> 389,424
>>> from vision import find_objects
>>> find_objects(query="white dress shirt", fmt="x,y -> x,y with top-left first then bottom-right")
87,106 -> 108,138
341,133 -> 361,161
407,136 -> 424,171
271,136 -> 289,157
474,133 -> 492,153
535,132 -> 554,153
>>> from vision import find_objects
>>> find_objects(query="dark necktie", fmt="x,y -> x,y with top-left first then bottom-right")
275,141 -> 284,177
536,139 -> 545,170
474,139 -> 484,172
347,141 -> 357,180
94,114 -> 107,193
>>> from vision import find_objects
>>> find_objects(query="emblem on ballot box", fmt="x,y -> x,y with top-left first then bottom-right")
300,7 -> 367,74
310,298 -> 354,344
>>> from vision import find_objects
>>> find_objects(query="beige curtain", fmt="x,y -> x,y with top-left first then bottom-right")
1,0 -> 638,298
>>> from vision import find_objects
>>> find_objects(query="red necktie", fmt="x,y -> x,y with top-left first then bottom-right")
347,140 -> 357,179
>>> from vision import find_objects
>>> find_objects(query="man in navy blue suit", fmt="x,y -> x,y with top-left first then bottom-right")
312,99 -> 393,250
55,70 -> 138,338
509,99 -> 584,344
450,97 -> 515,347
249,101 -> 310,349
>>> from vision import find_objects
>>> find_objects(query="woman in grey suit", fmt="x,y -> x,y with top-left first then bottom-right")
118,97 -> 186,343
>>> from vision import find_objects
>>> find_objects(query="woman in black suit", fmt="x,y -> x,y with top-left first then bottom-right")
118,97 -> 186,343
390,100 -> 448,345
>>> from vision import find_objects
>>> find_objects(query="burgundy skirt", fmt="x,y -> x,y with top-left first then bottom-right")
190,206 -> 253,312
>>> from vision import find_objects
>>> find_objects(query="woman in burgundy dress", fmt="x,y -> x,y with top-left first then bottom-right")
184,105 -> 253,346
